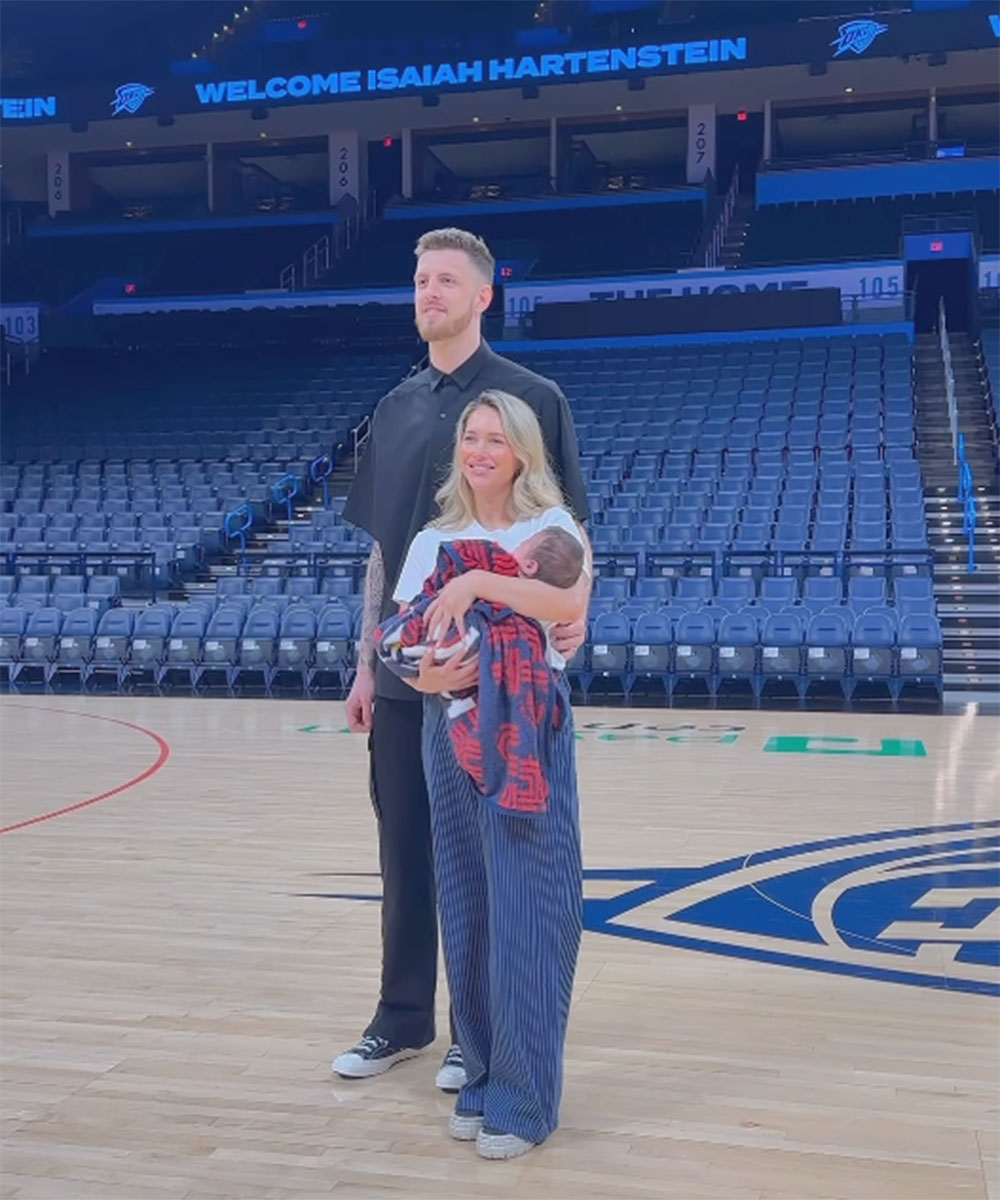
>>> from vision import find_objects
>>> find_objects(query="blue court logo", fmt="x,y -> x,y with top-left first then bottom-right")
585,821 -> 999,996
831,19 -> 889,56
111,82 -> 154,116
301,821 -> 998,996
990,13 -> 1000,37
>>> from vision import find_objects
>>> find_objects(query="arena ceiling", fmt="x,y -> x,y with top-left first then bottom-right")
1,0 -> 921,90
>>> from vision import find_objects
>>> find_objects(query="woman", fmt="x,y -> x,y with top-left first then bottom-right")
393,388 -> 587,1161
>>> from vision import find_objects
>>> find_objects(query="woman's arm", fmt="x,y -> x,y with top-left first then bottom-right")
467,569 -> 587,625
424,568 -> 587,642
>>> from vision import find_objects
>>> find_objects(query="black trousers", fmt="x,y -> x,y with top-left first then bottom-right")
364,695 -> 453,1048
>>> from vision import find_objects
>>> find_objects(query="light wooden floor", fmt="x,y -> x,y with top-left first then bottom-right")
1,696 -> 997,1200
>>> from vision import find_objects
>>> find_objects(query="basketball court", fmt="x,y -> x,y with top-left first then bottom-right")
1,696 -> 996,1199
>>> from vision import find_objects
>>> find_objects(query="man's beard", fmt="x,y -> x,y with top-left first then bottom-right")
415,299 -> 477,343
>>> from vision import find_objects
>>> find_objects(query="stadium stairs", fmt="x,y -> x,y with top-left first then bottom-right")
913,331 -> 1000,701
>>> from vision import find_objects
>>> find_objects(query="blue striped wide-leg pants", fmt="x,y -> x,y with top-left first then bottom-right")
422,679 -> 582,1146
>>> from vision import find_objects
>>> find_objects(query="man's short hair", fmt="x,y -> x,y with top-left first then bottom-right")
414,227 -> 495,284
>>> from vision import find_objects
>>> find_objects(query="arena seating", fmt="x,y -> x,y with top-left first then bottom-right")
314,196 -> 706,287
1,331 -> 941,705
742,191 -> 999,265
2,223 -> 336,306
0,350 -> 404,587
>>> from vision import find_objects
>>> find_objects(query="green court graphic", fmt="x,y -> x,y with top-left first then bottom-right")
763,735 -> 927,757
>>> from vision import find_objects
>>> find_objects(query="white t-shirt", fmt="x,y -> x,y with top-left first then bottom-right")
392,506 -> 585,670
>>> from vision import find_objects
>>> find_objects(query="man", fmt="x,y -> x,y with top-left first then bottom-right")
334,227 -> 589,1089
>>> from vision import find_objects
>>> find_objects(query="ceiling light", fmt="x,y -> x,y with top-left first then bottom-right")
615,105 -> 623,112
845,86 -> 854,93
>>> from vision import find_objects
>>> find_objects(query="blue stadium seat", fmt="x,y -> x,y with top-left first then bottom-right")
276,607 -> 317,690
159,608 -> 208,687
629,611 -> 672,699
851,613 -> 896,693
588,612 -> 631,699
897,615 -> 943,698
715,612 -> 758,695
15,607 -> 63,684
250,577 -> 282,601
716,577 -> 756,609
673,611 -> 715,694
234,606 -> 280,691
321,576 -> 356,602
595,577 -> 632,604
216,577 -> 249,600
17,577 -> 50,606
848,576 -> 888,612
87,576 -> 121,615
805,612 -> 851,699
52,608 -> 98,685
894,576 -> 934,611
88,608 -> 136,688
124,606 -> 173,684
197,605 -> 246,688
0,607 -> 27,683
758,577 -> 798,610
760,612 -> 805,698
310,605 -> 353,690
674,577 -> 713,609
803,576 -> 842,609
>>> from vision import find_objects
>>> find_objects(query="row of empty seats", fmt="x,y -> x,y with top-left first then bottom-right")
1,597 -> 939,703
316,196 -> 705,288
0,599 -> 358,692
742,191 -> 999,266
577,607 -> 942,705
2,351 -> 408,464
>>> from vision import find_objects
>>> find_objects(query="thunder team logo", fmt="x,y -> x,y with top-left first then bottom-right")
584,820 -> 999,997
303,820 -> 999,996
111,83 -> 154,116
831,19 -> 890,56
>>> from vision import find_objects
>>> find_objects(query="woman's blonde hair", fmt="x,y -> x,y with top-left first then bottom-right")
433,389 -> 568,530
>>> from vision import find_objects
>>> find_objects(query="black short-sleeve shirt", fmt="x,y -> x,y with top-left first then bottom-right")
344,340 -> 588,701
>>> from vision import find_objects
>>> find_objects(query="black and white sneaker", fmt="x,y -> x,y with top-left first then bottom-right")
435,1044 -> 467,1092
332,1035 -> 425,1079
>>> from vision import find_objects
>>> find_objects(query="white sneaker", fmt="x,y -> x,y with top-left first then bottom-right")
476,1129 -> 537,1160
332,1034 -> 425,1078
449,1111 -> 484,1141
435,1044 -> 467,1092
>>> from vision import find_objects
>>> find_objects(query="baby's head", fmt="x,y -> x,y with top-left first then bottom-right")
511,527 -> 584,589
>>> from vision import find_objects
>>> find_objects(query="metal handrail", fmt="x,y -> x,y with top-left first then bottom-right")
310,453 -> 334,509
957,434 -> 977,573
703,166 -> 739,269
352,415 -> 371,471
303,234 -> 331,287
939,298 -> 959,465
271,473 -> 299,522
224,503 -> 253,574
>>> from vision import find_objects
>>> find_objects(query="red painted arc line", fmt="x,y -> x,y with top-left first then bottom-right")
0,706 -> 170,834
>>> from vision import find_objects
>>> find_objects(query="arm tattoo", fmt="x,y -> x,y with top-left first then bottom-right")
359,541 -> 385,670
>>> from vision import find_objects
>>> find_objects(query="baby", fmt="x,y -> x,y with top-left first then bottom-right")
379,526 -> 585,716
510,525 -> 586,591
